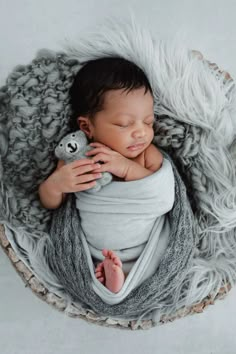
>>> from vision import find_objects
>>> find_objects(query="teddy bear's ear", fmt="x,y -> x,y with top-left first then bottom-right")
75,130 -> 88,146
77,130 -> 87,139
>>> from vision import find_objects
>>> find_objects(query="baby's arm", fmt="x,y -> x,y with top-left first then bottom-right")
86,142 -> 163,182
38,160 -> 65,209
124,144 -> 163,181
38,159 -> 102,209
144,143 -> 163,172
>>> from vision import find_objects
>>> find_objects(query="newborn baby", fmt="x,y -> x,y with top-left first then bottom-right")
39,57 -> 174,295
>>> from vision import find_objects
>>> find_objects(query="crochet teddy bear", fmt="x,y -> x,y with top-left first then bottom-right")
55,130 -> 112,192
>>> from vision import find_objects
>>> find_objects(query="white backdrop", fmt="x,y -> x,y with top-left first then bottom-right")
0,0 -> 236,85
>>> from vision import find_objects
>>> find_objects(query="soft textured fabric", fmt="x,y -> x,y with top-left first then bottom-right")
77,157 -> 175,304
0,18 -> 236,324
46,147 -> 195,320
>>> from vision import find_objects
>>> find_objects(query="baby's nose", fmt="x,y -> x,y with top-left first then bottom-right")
132,126 -> 146,138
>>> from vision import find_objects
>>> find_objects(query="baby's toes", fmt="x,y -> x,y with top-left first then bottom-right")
109,251 -> 122,267
95,269 -> 105,284
108,250 -> 117,260
95,262 -> 104,272
113,257 -> 122,268
102,249 -> 109,257
96,274 -> 105,284
95,271 -> 103,278
98,277 -> 105,284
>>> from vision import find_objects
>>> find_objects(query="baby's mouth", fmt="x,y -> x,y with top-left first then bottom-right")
127,142 -> 146,151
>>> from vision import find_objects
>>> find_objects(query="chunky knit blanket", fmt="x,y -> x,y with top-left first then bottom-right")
0,19 -> 236,324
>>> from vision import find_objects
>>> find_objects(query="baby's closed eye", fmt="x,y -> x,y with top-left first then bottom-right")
115,124 -> 129,128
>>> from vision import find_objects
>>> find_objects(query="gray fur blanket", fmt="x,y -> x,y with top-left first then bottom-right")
0,19 -> 236,324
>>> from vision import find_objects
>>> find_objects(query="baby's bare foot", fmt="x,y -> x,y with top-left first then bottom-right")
95,262 -> 105,284
102,249 -> 125,293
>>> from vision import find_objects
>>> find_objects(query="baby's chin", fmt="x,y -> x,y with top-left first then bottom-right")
123,149 -> 145,159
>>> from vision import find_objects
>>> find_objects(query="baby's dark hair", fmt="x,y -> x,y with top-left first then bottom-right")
69,57 -> 153,131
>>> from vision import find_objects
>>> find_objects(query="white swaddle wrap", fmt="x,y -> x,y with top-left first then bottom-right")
77,158 -> 175,304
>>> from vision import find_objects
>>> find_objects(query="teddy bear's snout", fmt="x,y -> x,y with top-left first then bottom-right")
65,140 -> 79,154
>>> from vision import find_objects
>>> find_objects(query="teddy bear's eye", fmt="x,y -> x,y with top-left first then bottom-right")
72,134 -> 75,138
60,143 -> 63,147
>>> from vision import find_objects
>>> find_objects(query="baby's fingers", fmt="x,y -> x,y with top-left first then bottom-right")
73,181 -> 97,192
67,158 -> 95,169
73,163 -> 101,176
72,173 -> 102,192
92,165 -> 105,173
89,142 -> 111,149
75,172 -> 102,185
86,146 -> 112,157
90,153 -> 110,164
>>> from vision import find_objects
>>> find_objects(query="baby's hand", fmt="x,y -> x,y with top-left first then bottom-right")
48,159 -> 103,194
85,142 -> 132,179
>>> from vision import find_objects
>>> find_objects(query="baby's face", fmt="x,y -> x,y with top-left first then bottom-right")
89,88 -> 154,158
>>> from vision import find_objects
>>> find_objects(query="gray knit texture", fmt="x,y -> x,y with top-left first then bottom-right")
47,148 -> 196,319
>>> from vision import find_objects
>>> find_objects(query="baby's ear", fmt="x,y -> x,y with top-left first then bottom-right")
77,117 -> 93,139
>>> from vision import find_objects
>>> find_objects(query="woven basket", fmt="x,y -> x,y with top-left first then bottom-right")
0,53 -> 233,330
0,223 -> 231,330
